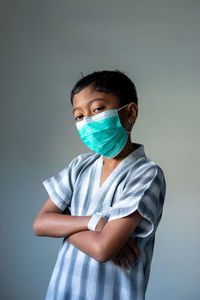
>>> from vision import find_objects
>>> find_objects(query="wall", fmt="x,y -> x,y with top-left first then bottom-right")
1,0 -> 200,299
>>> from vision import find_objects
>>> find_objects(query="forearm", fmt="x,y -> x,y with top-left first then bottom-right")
33,213 -> 91,238
67,229 -> 126,262
67,211 -> 142,262
67,230 -> 105,262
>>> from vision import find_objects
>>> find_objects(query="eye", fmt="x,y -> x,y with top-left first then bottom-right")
93,107 -> 104,113
74,114 -> 84,121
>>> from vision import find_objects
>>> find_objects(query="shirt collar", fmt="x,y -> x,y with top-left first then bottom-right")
122,142 -> 146,165
100,142 -> 146,166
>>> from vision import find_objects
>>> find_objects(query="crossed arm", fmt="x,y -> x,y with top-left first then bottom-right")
33,198 -> 142,266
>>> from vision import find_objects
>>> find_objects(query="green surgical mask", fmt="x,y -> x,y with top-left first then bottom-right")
76,104 -> 131,158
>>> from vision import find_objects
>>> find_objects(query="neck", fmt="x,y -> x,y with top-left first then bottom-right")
102,136 -> 134,167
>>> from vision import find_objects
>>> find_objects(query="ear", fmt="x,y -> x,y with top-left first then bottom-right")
127,102 -> 138,123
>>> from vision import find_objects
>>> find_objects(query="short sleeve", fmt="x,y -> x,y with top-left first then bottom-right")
105,164 -> 166,238
42,154 -> 87,211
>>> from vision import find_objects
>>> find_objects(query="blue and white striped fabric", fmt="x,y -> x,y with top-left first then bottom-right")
42,143 -> 166,300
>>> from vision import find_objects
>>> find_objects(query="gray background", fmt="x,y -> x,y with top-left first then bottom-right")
1,0 -> 200,299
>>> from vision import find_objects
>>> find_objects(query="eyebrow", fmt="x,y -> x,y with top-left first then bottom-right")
72,98 -> 106,113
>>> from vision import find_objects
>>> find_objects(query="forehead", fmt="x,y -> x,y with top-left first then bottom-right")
72,84 -> 120,108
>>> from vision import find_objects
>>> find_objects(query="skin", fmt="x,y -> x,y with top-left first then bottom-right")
33,83 -> 141,269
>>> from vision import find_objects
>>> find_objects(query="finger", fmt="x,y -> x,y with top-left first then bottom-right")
127,238 -> 141,258
120,245 -> 136,266
116,251 -> 129,270
112,257 -> 119,266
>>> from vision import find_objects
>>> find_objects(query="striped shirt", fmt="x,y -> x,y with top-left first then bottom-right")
42,143 -> 166,300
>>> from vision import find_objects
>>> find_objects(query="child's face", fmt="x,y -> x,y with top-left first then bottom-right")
72,83 -> 136,130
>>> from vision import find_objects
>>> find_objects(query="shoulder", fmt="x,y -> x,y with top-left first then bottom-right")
44,152 -> 99,184
126,154 -> 166,190
143,157 -> 166,186
146,158 -> 165,177
140,158 -> 166,196
127,143 -> 165,179
42,152 -> 99,188
63,151 -> 100,175
69,151 -> 99,167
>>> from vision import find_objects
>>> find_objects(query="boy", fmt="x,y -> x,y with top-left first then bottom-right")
33,70 -> 166,300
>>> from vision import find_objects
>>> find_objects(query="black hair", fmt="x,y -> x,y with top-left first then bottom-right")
70,70 -> 138,106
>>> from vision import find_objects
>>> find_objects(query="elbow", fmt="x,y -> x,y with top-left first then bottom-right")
32,217 -> 43,236
94,242 -> 113,263
95,254 -> 110,263
95,250 -> 112,263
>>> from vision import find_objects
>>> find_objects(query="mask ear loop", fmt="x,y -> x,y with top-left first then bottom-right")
116,104 -> 129,112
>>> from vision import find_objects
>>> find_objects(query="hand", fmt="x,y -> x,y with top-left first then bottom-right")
112,237 -> 141,270
95,217 -> 108,232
